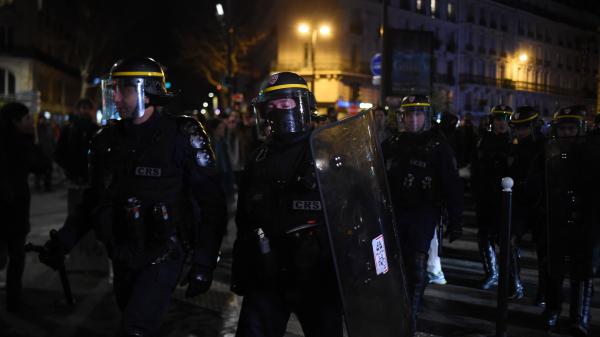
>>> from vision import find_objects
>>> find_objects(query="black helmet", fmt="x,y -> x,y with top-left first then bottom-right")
399,94 -> 432,132
510,106 -> 539,126
253,72 -> 316,137
551,105 -> 586,137
490,104 -> 513,121
101,57 -> 172,120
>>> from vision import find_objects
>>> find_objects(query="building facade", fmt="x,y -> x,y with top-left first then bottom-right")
0,0 -> 81,114
268,0 -> 599,117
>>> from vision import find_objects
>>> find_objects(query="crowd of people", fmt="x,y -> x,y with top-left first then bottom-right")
0,57 -> 598,337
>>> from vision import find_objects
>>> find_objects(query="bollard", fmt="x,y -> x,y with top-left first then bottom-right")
496,177 -> 513,337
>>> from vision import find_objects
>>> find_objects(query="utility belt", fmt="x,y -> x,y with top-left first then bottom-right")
256,222 -> 328,286
111,197 -> 184,267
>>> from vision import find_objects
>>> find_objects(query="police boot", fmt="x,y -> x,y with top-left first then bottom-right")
534,259 -> 547,308
508,247 -> 524,300
569,279 -> 593,337
478,240 -> 499,290
542,275 -> 563,329
407,253 -> 428,335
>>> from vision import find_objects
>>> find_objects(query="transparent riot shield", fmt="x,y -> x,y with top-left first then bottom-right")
310,110 -> 411,337
545,137 -> 583,272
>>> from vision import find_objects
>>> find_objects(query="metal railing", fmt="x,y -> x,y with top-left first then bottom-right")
459,74 -> 596,98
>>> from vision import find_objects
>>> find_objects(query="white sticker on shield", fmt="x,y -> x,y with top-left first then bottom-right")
372,234 -> 389,275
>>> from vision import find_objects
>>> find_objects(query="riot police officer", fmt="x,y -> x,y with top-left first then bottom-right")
472,105 -> 512,293
39,57 -> 227,336
508,106 -> 546,305
543,106 -> 593,336
232,72 -> 343,337
381,95 -> 463,333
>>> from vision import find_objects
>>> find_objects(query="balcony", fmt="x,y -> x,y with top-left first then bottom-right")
272,61 -> 370,76
459,74 -> 595,98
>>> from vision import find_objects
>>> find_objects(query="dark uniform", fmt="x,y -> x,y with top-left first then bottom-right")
0,102 -> 51,312
232,72 -> 342,337
472,105 -> 512,292
584,114 -> 600,277
40,57 -> 226,337
382,95 -> 463,332
543,106 -> 594,336
507,106 -> 546,304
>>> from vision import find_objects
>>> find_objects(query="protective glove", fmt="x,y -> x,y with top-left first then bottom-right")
38,235 -> 66,271
445,224 -> 463,243
180,264 -> 213,298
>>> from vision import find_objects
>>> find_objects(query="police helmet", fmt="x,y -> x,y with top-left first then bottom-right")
510,106 -> 539,127
399,95 -> 432,132
551,105 -> 586,137
490,105 -> 513,121
253,72 -> 316,137
101,57 -> 173,120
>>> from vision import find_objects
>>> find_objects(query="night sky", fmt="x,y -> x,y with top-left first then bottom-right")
83,0 -> 257,110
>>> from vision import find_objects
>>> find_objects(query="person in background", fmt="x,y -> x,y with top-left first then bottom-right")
0,102 -> 51,312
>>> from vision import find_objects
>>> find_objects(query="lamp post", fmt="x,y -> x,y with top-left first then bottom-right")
297,23 -> 331,96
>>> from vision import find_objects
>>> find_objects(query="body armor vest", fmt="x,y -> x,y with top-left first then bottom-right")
91,114 -> 189,260
386,131 -> 441,210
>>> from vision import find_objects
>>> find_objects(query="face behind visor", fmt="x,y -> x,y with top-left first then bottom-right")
254,90 -> 312,137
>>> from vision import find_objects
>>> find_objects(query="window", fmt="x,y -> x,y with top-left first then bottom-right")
0,68 -> 16,95
303,43 -> 309,67
447,2 -> 455,21
518,21 -> 524,35
447,61 -> 454,77
431,0 -> 438,17
467,5 -> 474,22
0,25 -> 14,49
416,0 -> 423,12
479,8 -> 487,26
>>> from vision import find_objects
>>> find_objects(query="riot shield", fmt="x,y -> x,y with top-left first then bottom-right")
545,137 -> 584,271
310,110 -> 411,337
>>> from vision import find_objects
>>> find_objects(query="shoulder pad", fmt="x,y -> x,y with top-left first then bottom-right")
174,115 -> 215,168
175,115 -> 210,149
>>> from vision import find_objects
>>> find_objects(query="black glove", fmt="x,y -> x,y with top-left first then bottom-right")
39,237 -> 66,270
180,264 -> 213,298
445,224 -> 463,243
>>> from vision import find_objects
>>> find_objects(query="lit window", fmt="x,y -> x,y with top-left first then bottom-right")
431,0 -> 436,14
416,0 -> 422,11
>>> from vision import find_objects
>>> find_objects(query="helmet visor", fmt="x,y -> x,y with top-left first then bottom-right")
101,77 -> 146,121
253,90 -> 312,137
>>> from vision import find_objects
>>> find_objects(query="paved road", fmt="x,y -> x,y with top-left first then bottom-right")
0,186 -> 598,337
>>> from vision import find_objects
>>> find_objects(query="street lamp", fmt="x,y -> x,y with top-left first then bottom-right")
518,53 -> 529,63
297,22 -> 332,94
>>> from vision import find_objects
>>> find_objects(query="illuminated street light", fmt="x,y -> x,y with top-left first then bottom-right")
296,22 -> 333,95
518,53 -> 529,62
202,102 -> 209,108
200,109 -> 207,115
208,92 -> 215,98
298,23 -> 310,34
216,3 -> 224,17
319,25 -> 331,37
